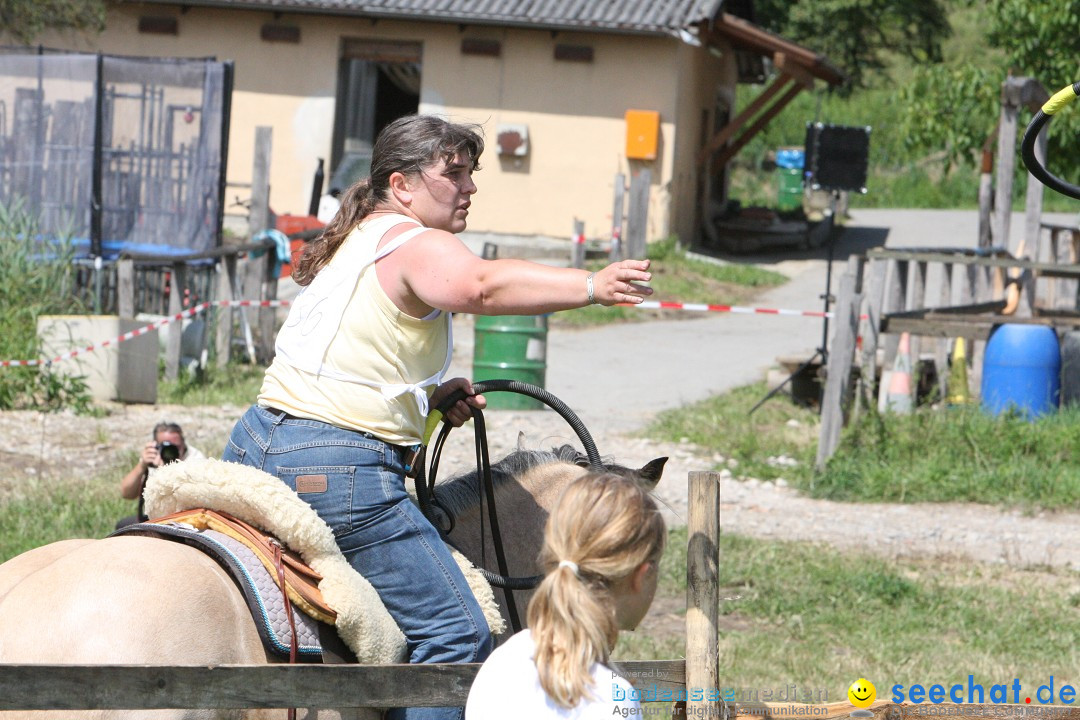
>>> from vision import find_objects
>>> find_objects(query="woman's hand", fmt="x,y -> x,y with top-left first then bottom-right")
591,259 -> 653,306
430,377 -> 486,427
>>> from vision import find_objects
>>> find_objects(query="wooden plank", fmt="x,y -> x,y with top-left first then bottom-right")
165,261 -> 185,381
117,258 -> 135,318
877,259 -> 906,411
884,313 -> 1080,339
610,173 -> 625,261
214,254 -> 236,369
977,148 -> 994,249
697,75 -> 792,166
249,126 -> 272,238
993,80 -> 1018,253
713,81 -> 805,169
259,248 -> 278,364
625,167 -> 651,260
817,257 -> 862,469
866,249 -> 1080,277
906,260 -> 928,375
859,258 -> 887,413
0,660 -> 686,710
733,701 -> 1080,720
1027,129 -> 1049,312
935,262 -> 953,402
571,218 -> 586,269
686,471 -> 721,720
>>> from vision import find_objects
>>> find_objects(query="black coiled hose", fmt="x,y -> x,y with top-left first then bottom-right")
1021,81 -> 1080,200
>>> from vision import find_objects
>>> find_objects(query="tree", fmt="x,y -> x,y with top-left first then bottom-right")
898,0 -> 1080,174
0,0 -> 104,45
753,0 -> 953,92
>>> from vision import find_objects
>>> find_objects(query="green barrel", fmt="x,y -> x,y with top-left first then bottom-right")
775,167 -> 804,211
472,314 -> 548,410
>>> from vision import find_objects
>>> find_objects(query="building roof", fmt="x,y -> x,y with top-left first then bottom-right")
131,0 -> 726,37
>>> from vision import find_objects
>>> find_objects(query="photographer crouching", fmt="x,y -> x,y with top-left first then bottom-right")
115,421 -> 204,529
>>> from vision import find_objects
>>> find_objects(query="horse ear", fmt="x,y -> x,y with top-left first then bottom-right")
517,431 -> 527,452
637,457 -> 667,487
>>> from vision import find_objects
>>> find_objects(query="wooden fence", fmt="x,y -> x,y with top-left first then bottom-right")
0,472 -> 722,715
816,226 -> 1080,468
110,238 -> 279,380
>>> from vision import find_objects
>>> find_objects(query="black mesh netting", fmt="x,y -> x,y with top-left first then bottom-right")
0,49 -> 230,258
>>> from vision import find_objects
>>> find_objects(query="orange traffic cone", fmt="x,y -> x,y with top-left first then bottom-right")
885,332 -> 913,413
947,337 -> 971,406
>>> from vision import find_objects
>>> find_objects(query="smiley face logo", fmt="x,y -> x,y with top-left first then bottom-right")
848,678 -> 876,708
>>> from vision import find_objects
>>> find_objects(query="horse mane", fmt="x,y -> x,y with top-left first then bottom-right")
433,444 -> 587,518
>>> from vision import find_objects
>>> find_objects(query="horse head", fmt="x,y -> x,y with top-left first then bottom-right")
434,444 -> 667,636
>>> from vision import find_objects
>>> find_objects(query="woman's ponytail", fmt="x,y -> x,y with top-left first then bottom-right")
292,179 -> 376,286
526,472 -> 666,709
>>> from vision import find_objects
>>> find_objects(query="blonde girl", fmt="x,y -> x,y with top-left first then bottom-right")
466,472 -> 666,718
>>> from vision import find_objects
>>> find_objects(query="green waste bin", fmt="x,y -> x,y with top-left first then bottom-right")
775,167 -> 804,211
472,314 -> 547,410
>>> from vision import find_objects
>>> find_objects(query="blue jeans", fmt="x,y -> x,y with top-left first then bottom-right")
223,404 -> 493,720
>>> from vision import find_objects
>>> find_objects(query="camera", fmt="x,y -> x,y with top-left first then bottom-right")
157,441 -> 181,465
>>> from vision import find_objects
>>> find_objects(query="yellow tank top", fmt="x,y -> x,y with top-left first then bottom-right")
259,216 -> 450,445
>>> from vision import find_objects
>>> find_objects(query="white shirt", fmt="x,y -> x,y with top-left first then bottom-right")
465,630 -> 641,720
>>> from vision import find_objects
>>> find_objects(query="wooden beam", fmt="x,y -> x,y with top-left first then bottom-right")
817,256 -> 863,470
697,74 -> 793,167
0,661 -> 687,711
773,52 -> 815,89
712,80 -> 805,170
685,471 -> 721,720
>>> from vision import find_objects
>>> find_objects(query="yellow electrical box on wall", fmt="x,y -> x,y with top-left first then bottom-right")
625,110 -> 660,160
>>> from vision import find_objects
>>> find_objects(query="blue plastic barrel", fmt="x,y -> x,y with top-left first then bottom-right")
980,324 -> 1060,418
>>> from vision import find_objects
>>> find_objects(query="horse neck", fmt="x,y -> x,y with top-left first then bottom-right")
443,462 -> 586,582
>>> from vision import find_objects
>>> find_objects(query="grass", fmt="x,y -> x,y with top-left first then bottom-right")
645,382 -> 1080,512
820,404 -> 1080,508
553,237 -> 788,328
617,527 -> 1080,704
0,468 -> 133,562
644,382 -> 821,486
157,362 -> 266,406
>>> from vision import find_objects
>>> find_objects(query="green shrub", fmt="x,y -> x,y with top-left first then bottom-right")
0,201 -> 92,411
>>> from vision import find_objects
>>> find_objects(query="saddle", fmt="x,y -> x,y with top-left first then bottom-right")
156,508 -> 337,623
113,508 -> 354,663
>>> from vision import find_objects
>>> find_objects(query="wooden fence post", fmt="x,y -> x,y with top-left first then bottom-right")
625,166 -> 650,260
1020,128 -> 1048,318
610,173 -> 625,262
215,255 -> 236,368
858,258 -> 887,412
817,256 -> 863,470
165,261 -> 186,381
686,470 -> 722,720
249,126 -> 276,363
117,258 -> 135,318
571,219 -> 586,269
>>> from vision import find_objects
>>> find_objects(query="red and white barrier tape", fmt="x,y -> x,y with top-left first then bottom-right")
627,300 -> 833,318
0,299 -> 291,368
2,298 -> 854,368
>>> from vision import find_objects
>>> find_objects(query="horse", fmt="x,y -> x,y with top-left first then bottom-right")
0,445 -> 666,720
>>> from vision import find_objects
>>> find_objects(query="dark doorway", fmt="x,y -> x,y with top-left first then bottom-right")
330,39 -> 421,187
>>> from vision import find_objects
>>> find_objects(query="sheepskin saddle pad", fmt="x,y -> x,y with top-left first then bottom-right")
141,457 -> 504,665
112,509 -> 354,663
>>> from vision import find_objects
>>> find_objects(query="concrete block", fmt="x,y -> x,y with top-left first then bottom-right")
37,315 -> 158,404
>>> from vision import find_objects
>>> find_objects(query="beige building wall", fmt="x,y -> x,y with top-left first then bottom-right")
30,5 -> 734,244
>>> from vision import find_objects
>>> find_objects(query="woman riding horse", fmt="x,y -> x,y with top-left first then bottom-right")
223,114 -> 654,720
